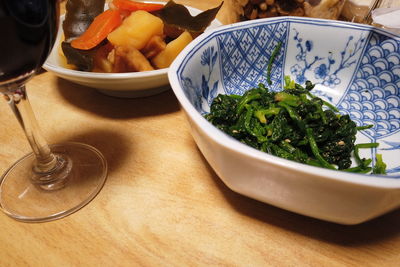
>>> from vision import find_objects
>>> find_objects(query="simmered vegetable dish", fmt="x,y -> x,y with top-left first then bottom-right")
61,0 -> 222,72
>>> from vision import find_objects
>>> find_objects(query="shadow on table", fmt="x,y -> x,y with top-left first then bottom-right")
55,77 -> 399,246
56,127 -> 130,177
55,79 -> 180,119
200,155 -> 400,246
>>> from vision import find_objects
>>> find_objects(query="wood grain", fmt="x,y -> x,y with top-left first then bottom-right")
1,1 -> 400,266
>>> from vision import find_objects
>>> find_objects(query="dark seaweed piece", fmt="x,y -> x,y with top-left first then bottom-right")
61,0 -> 105,71
153,0 -> 223,35
61,42 -> 96,71
63,0 -> 106,41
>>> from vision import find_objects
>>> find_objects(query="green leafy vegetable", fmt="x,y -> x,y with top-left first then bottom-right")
373,154 -> 387,174
204,76 -> 387,174
267,41 -> 282,85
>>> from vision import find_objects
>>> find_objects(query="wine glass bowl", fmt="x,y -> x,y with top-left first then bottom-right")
0,0 -> 58,83
0,0 -> 107,222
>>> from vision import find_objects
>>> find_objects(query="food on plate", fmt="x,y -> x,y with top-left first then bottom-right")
219,0 -> 346,24
151,31 -> 193,69
72,9 -> 123,50
63,0 -> 107,41
61,0 -> 222,72
107,10 -> 164,49
204,76 -> 387,174
340,0 -> 373,22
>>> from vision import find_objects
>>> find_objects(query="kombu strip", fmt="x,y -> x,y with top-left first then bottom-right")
62,0 -> 105,71
153,0 -> 223,35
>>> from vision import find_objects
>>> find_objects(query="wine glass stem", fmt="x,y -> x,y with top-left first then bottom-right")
4,84 -> 70,190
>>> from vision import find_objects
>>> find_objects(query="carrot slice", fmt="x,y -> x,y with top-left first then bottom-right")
112,0 -> 164,12
71,9 -> 122,50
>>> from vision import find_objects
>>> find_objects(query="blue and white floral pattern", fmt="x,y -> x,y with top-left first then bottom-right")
289,29 -> 367,88
176,18 -> 400,177
200,46 -> 219,106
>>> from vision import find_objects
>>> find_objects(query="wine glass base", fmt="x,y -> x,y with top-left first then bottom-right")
0,142 -> 107,222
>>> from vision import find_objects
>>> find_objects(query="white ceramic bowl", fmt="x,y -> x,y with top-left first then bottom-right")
44,3 -> 222,98
169,17 -> 400,224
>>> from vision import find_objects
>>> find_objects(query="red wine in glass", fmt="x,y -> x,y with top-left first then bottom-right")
0,0 -> 108,222
0,0 -> 58,81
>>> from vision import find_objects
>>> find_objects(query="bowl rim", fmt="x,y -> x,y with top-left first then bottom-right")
168,16 -> 400,188
44,61 -> 168,80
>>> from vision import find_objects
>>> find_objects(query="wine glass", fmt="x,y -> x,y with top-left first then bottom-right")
0,0 -> 107,222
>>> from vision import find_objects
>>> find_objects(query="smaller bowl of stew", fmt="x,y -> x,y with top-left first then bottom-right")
44,1 -> 222,98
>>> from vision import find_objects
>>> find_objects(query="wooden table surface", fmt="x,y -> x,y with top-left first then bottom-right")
1,1 -> 400,266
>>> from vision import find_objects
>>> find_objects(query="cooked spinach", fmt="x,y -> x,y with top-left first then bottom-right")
204,76 -> 386,174
266,41 -> 282,85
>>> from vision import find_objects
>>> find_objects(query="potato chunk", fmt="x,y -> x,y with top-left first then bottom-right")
151,31 -> 193,69
107,10 -> 164,50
